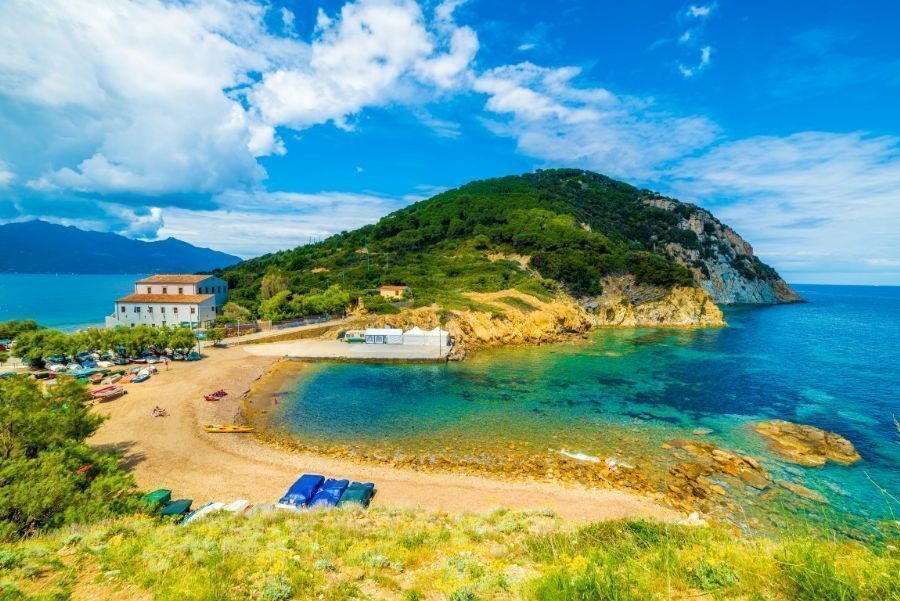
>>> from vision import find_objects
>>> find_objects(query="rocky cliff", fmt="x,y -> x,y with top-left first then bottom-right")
643,197 -> 802,304
583,276 -> 725,328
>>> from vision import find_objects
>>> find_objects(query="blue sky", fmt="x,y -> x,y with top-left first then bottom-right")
1,0 -> 899,284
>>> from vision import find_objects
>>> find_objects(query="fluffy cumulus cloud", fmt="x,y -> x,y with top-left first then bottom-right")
0,0 -> 283,197
668,132 -> 900,282
473,63 -> 718,179
0,0 -> 476,235
247,0 -> 477,133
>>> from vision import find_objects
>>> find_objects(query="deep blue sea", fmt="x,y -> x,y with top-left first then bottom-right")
0,273 -> 143,331
270,284 -> 900,529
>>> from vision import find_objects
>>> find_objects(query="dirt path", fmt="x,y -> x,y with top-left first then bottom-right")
89,345 -> 679,523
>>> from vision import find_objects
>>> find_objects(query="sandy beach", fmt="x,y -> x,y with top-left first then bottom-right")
89,343 -> 679,523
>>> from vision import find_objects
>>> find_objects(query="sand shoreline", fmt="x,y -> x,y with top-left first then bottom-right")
88,343 -> 680,523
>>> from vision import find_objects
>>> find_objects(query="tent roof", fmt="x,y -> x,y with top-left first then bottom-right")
404,327 -> 425,335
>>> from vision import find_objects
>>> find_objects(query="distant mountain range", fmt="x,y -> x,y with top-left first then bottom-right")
0,220 -> 241,274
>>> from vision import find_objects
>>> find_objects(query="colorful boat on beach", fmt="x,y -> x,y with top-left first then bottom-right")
338,482 -> 376,507
277,474 -> 325,509
203,424 -> 254,433
309,478 -> 350,508
90,385 -> 127,401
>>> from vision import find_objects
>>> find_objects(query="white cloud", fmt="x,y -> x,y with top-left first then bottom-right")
687,4 -> 714,18
246,0 -> 478,133
0,0 -> 477,201
473,62 -> 718,179
517,43 -> 536,51
158,190 -> 409,257
679,45 -> 712,78
0,0 -> 288,197
0,161 -> 13,187
667,132 -> 900,282
281,7 -> 296,36
679,31 -> 692,44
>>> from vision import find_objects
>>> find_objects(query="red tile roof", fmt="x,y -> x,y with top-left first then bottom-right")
136,274 -> 215,284
116,294 -> 214,303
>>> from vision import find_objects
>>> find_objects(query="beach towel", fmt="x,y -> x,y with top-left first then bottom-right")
278,474 -> 324,508
309,478 -> 350,508
337,482 -> 375,508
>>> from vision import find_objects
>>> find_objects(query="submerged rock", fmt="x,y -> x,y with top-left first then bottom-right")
751,420 -> 861,467
776,479 -> 828,504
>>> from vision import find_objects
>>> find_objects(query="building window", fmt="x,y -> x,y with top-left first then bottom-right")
146,287 -> 152,293
160,307 -> 165,314
120,306 -> 126,313
173,307 -> 179,314
178,287 -> 183,294
147,306 -> 153,313
134,306 -> 140,313
162,287 -> 167,294
190,307 -> 196,314
212,306 -> 216,313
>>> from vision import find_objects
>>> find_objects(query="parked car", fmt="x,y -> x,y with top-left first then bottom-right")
113,356 -> 130,365
66,363 -> 82,371
82,360 -> 99,368
145,356 -> 161,364
47,363 -> 67,372
186,352 -> 202,361
173,352 -> 185,361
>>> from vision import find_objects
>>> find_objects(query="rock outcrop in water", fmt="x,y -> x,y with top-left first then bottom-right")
751,420 -> 861,467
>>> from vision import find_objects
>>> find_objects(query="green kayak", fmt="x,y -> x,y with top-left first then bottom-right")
160,499 -> 192,517
142,489 -> 171,507
337,482 -> 375,507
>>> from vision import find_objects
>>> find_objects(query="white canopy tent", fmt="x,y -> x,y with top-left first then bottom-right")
402,326 -> 427,345
424,327 -> 450,347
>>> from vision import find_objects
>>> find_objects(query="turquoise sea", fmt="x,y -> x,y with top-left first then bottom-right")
269,284 -> 899,530
0,273 -> 143,331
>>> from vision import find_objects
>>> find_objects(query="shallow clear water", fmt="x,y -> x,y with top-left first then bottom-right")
269,285 -> 900,525
0,273 -> 143,331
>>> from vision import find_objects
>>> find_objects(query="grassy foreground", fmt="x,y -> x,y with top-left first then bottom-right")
0,506 -> 896,601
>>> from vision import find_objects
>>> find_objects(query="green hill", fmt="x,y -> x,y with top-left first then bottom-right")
218,169 -> 798,321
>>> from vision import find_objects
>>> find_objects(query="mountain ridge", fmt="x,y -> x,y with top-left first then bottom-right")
0,220 -> 241,274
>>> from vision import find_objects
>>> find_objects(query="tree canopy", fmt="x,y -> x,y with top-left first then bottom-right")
0,377 -> 138,539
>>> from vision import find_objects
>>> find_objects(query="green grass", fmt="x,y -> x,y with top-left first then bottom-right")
0,507 -> 895,600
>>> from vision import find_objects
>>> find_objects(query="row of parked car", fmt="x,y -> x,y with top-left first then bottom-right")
43,349 -> 200,373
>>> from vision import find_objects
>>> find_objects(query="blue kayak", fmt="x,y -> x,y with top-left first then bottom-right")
277,474 -> 324,509
309,478 -> 349,508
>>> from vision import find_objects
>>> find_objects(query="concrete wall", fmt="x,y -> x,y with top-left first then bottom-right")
109,297 -> 217,329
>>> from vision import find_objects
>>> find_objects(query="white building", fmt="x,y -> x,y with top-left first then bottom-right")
105,274 -> 228,329
364,328 -> 404,344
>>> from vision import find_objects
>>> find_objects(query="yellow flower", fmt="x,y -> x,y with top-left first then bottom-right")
567,555 -> 589,574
